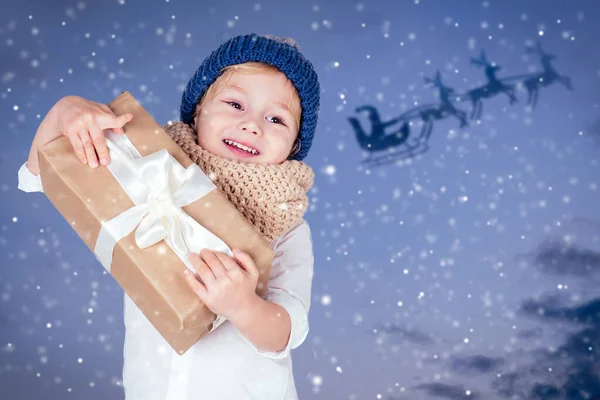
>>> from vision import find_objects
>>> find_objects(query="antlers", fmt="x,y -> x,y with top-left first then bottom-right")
470,49 -> 490,67
424,70 -> 442,86
525,40 -> 545,56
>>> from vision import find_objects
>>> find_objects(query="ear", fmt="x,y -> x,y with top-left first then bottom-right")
288,138 -> 301,159
190,103 -> 202,127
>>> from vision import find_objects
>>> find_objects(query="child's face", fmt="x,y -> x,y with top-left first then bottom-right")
193,69 -> 300,165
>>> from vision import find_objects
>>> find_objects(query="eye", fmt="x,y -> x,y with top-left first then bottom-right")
267,116 -> 286,126
225,101 -> 242,110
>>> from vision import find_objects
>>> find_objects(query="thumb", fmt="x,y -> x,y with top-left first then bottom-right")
98,112 -> 133,133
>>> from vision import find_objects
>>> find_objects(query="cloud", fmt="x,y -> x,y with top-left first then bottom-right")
561,362 -> 600,399
492,295 -> 600,399
450,354 -> 504,375
528,238 -> 600,277
530,383 -> 561,399
491,371 -> 530,398
491,362 -> 600,399
415,382 -> 480,399
517,326 -> 543,339
374,322 -> 434,345
519,296 -> 600,326
488,222 -> 600,399
557,325 -> 600,359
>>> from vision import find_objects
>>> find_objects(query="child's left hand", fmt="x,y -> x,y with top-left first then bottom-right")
184,248 -> 260,322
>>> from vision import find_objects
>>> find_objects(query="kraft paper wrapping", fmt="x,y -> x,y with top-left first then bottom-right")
37,91 -> 274,355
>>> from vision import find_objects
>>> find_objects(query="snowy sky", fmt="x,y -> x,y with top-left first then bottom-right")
1,0 -> 600,399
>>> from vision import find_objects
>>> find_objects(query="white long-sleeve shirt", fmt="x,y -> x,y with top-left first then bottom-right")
18,161 -> 314,400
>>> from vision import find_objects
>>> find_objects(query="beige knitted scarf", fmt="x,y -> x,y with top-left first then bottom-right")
162,121 -> 314,244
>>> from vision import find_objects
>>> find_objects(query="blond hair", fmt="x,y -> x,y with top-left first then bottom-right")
191,62 -> 302,158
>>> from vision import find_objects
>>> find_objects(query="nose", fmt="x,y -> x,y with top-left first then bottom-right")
238,118 -> 263,136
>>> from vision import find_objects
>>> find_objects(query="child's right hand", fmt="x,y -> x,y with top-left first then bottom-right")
54,96 -> 133,168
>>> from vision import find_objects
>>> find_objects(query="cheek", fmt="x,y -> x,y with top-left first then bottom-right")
269,132 -> 296,152
210,112 -> 233,128
197,113 -> 226,136
194,118 -> 215,147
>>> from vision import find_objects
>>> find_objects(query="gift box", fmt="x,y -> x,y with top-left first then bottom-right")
37,91 -> 274,355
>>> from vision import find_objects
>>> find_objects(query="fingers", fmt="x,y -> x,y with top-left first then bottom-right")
118,113 -> 134,129
57,97 -> 135,167
199,249 -> 228,279
184,268 -> 207,300
87,111 -> 132,166
111,113 -> 133,134
188,249 -> 253,288
97,112 -> 133,132
189,252 -> 216,284
66,132 -> 87,164
232,248 -> 259,279
88,123 -> 110,166
79,130 -> 99,168
70,112 -> 133,168
210,250 -> 238,271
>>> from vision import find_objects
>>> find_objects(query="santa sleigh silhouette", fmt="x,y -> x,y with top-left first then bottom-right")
348,41 -> 573,168
348,72 -> 469,168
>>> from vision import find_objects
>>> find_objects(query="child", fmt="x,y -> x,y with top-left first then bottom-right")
17,33 -> 320,400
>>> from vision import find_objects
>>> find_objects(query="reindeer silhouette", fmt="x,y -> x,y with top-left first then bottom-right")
523,41 -> 573,108
391,71 -> 470,153
463,50 -> 517,119
420,70 -> 469,128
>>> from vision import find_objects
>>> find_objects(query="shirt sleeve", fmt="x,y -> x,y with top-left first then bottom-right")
241,219 -> 314,360
17,162 -> 44,193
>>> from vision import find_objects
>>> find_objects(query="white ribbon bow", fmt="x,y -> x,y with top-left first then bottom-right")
93,130 -> 233,274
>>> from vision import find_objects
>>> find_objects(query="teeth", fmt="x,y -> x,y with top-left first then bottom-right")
224,139 -> 259,155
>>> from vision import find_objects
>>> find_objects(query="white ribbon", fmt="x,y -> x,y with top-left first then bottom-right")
93,129 -> 233,275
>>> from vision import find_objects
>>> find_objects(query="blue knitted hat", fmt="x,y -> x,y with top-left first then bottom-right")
180,33 -> 320,161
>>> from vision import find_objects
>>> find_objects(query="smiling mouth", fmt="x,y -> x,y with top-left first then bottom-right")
222,139 -> 260,156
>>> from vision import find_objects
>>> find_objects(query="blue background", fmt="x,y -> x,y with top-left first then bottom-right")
1,0 -> 599,399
